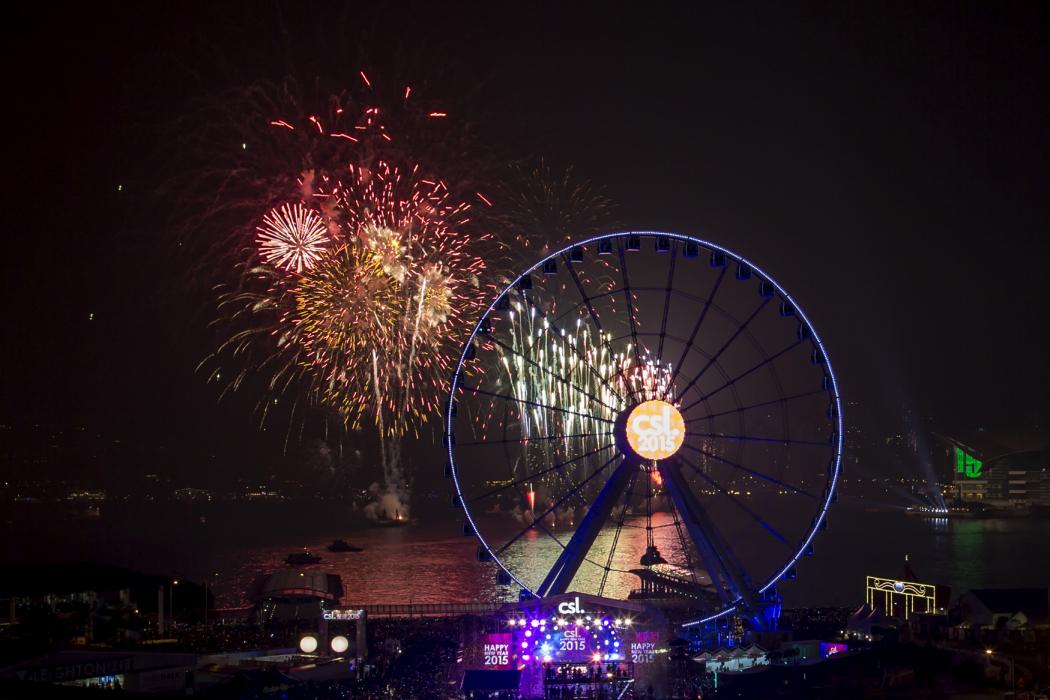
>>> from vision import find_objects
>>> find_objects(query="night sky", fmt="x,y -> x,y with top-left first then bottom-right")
3,2 -> 1048,484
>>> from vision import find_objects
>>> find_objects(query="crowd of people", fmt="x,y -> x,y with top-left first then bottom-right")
172,621 -> 286,653
199,616 -> 464,699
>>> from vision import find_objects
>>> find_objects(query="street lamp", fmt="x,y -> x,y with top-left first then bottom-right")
169,580 -> 179,633
985,648 -> 1015,693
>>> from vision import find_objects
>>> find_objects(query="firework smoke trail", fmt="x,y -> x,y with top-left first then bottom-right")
404,272 -> 429,417
487,159 -> 618,253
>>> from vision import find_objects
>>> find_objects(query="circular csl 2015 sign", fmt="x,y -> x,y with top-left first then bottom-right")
625,400 -> 685,460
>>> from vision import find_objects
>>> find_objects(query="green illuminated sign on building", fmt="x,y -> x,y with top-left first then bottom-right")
954,446 -> 983,479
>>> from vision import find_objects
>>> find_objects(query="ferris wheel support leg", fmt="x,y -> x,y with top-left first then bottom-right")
658,462 -> 734,604
536,458 -> 635,598
659,460 -> 770,630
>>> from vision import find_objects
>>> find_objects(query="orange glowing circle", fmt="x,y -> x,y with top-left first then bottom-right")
625,400 -> 685,460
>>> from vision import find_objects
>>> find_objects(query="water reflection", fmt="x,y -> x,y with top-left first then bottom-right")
500,512 -> 691,599
7,502 -> 1047,610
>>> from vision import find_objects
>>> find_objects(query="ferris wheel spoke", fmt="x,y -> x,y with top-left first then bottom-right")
659,458 -> 756,605
494,452 -> 622,557
684,389 -> 826,424
466,442 -> 617,504
456,383 -> 616,424
536,457 -> 635,597
520,292 -> 629,406
668,498 -> 702,588
598,469 -> 641,598
480,330 -> 620,413
685,432 -> 831,448
679,442 -> 817,499
616,240 -> 645,401
656,244 -> 679,363
664,267 -> 727,401
679,338 -> 806,412
553,285 -> 722,328
677,458 -> 792,547
558,252 -> 635,398
672,297 -> 771,405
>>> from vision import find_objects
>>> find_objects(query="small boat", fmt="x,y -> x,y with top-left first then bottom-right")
286,549 -> 322,565
369,509 -> 418,528
327,539 -> 364,553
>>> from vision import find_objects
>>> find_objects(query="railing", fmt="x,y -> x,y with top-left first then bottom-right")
340,602 -> 504,617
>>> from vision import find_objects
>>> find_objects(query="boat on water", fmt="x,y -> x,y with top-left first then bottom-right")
369,510 -> 418,528
285,549 -> 322,565
326,539 -> 364,552
904,503 -> 1034,519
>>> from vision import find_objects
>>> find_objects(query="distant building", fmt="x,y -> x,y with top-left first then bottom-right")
982,451 -> 1050,505
933,433 -> 1050,507
0,562 -> 142,625
1,650 -> 197,692
250,570 -> 344,623
955,588 -> 1050,631
173,487 -> 212,502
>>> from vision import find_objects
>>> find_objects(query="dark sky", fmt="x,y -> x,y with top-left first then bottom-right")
3,2 -> 1048,482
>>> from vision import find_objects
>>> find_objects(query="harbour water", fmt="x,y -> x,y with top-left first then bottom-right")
4,500 -> 1048,609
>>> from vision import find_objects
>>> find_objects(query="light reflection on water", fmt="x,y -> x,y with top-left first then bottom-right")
497,512 -> 693,599
208,511 -> 704,607
208,507 -> 1050,609
212,527 -> 510,608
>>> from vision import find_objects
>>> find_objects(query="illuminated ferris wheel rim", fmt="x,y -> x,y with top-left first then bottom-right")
445,230 -> 844,623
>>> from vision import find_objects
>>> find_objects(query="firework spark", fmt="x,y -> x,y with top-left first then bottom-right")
256,202 -> 330,273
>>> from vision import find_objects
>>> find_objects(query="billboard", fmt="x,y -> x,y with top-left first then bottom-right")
820,642 -> 848,658
628,630 -> 659,664
482,633 -> 512,668
954,446 -> 983,478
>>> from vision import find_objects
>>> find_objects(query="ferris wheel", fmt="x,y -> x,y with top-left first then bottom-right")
445,232 -> 842,629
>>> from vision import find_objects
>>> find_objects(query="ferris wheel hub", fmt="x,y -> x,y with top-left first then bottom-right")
618,399 -> 685,462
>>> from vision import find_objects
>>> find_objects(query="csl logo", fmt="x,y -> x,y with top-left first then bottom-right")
626,400 -> 685,460
557,596 -> 586,615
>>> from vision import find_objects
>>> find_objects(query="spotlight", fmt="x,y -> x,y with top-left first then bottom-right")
330,635 -> 349,653
299,635 -> 319,654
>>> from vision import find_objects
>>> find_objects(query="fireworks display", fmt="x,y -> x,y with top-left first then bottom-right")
201,73 -> 491,425
472,299 -> 677,523
193,73 -> 507,518
291,161 -> 488,436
